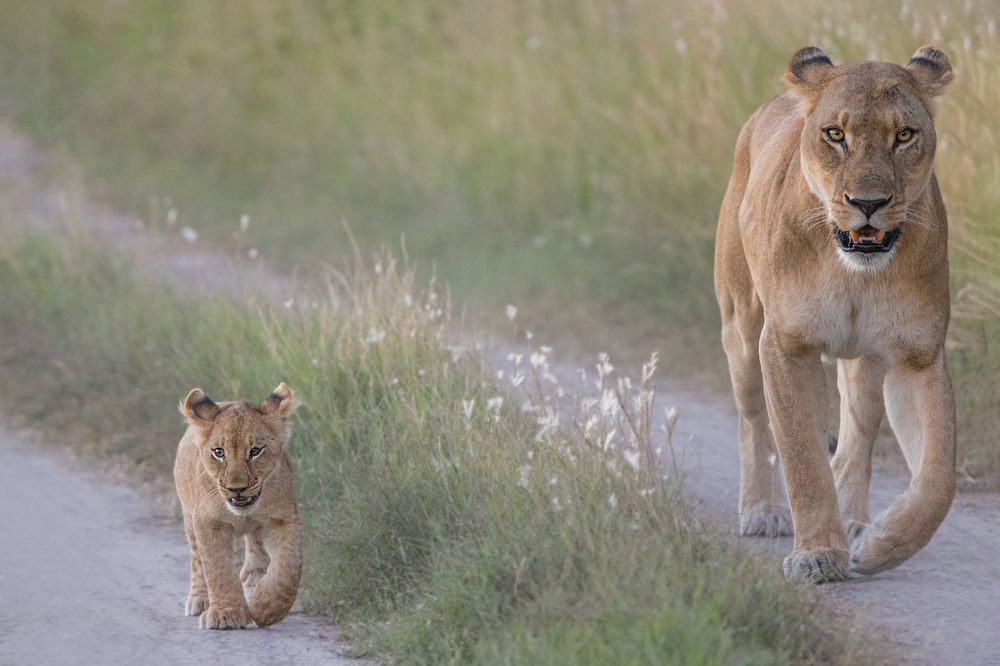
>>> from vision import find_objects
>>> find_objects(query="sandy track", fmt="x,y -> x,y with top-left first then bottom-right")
0,430 -> 357,666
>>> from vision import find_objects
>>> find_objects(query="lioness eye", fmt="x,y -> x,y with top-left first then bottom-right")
212,448 -> 225,459
896,128 -> 913,142
249,447 -> 261,458
826,128 -> 845,142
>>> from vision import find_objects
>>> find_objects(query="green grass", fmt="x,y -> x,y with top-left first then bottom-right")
0,0 -> 997,480
0,230 -> 882,664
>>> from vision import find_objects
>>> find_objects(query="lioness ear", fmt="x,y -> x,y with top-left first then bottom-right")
258,382 -> 296,421
907,46 -> 953,98
180,388 -> 220,426
783,46 -> 834,113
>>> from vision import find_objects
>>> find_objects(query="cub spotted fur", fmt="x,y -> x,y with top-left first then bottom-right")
174,383 -> 302,628
714,47 -> 955,583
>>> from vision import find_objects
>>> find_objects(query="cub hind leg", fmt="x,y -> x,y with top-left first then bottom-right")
240,529 -> 270,601
248,518 -> 303,627
182,510 -> 210,616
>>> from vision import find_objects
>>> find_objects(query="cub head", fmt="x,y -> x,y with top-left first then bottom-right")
180,383 -> 297,514
784,45 -> 953,271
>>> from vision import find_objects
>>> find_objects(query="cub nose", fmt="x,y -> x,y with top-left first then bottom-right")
845,194 -> 891,220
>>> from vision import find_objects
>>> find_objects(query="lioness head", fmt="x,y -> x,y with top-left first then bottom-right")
180,383 -> 296,514
784,45 -> 953,271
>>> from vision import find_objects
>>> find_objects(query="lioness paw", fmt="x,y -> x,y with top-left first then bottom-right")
185,592 -> 210,617
782,548 -> 849,584
199,604 -> 252,630
740,501 -> 793,537
849,526 -> 907,576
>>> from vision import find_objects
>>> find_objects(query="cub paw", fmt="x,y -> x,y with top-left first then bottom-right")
199,603 -> 252,630
185,592 -> 210,617
740,501 -> 793,537
844,520 -> 867,546
240,566 -> 266,601
782,547 -> 849,584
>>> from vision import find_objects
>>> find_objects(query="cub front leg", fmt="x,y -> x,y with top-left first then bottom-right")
193,517 -> 252,629
760,328 -> 849,583
249,517 -> 303,627
850,353 -> 955,574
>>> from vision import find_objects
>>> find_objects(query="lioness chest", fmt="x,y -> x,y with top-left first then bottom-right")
762,267 -> 941,361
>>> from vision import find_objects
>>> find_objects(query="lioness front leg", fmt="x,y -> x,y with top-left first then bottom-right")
850,353 -> 955,574
193,518 -> 252,629
832,357 -> 887,544
760,328 -> 848,583
249,518 -> 303,627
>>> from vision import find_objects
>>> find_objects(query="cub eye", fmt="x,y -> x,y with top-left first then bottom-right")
212,448 -> 225,459
896,128 -> 914,143
249,447 -> 261,458
826,128 -> 845,142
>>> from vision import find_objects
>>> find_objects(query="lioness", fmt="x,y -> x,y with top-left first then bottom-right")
174,383 -> 302,628
714,46 -> 955,583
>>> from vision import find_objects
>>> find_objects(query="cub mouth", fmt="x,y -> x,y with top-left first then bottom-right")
227,493 -> 260,508
835,224 -> 901,254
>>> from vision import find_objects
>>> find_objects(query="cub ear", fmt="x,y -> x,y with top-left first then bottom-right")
258,382 -> 296,421
907,46 -> 953,98
783,47 -> 835,113
180,388 -> 220,426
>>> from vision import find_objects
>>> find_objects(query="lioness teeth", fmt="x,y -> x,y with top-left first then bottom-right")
850,230 -> 860,243
874,230 -> 886,242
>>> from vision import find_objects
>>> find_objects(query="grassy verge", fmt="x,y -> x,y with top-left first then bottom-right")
0,230 -> 882,664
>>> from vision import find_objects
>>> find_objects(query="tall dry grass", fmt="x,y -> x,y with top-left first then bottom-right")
0,1 -> 996,471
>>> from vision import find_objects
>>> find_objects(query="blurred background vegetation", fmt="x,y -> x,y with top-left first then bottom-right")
0,0 -> 996,478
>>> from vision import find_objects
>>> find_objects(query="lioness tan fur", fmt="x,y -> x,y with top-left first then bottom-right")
174,382 -> 302,628
714,46 -> 956,583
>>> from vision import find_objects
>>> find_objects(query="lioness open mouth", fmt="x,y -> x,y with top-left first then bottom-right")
228,493 -> 260,508
835,224 -> 901,254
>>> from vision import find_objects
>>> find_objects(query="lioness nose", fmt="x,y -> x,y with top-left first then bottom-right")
845,194 -> 891,219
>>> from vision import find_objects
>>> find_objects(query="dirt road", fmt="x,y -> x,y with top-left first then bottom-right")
0,429 -> 357,666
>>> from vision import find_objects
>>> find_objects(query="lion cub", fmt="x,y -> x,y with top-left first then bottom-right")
174,382 -> 302,629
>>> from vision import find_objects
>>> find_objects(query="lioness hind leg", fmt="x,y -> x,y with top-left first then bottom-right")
182,511 -> 210,616
831,357 -> 886,545
719,290 -> 792,537
241,530 -> 270,601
